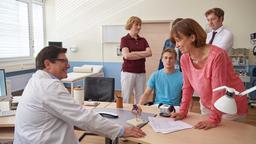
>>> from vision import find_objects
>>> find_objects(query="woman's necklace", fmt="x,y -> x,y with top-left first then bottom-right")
190,46 -> 209,66
191,58 -> 199,64
190,55 -> 207,64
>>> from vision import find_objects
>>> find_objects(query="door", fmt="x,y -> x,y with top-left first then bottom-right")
140,22 -> 170,81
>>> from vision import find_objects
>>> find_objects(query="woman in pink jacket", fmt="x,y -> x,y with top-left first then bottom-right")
170,18 -> 248,130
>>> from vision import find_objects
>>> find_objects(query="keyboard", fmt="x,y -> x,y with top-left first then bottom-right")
0,110 -> 16,117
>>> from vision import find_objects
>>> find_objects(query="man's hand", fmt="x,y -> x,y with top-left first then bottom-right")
170,112 -> 186,120
123,127 -> 146,138
194,120 -> 217,130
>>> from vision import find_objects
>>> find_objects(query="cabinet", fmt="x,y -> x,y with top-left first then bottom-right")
102,25 -> 126,43
102,25 -> 126,62
229,48 -> 249,75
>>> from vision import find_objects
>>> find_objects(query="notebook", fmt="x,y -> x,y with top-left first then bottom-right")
126,118 -> 148,128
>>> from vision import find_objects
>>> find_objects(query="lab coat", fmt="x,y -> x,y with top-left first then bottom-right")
14,70 -> 122,144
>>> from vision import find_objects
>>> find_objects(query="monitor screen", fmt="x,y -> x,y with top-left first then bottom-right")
0,69 -> 7,97
48,41 -> 63,47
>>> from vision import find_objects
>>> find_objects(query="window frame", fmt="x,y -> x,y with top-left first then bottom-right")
0,0 -> 45,62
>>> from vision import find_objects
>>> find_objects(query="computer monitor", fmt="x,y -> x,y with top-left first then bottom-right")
0,69 -> 7,101
48,41 -> 63,47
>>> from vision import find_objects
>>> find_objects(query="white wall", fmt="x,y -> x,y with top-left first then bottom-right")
45,0 -> 256,62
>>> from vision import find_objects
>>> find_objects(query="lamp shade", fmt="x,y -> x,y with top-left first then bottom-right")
214,95 -> 237,114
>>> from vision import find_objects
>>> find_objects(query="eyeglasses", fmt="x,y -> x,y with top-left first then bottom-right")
52,58 -> 69,64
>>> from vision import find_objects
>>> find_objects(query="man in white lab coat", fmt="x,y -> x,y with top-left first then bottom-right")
14,46 -> 145,144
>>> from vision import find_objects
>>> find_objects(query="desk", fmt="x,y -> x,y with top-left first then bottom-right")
106,103 -> 256,144
0,116 -> 15,142
0,102 -> 15,142
0,101 -> 110,142
2,102 -> 256,144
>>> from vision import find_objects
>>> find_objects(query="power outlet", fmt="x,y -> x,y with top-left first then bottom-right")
250,32 -> 256,40
250,32 -> 256,45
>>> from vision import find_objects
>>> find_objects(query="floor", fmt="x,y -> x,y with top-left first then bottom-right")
77,93 -> 256,144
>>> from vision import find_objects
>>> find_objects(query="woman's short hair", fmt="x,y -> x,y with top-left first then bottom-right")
170,18 -> 207,48
125,16 -> 142,30
36,46 -> 67,70
161,48 -> 177,59
172,18 -> 183,28
169,18 -> 183,41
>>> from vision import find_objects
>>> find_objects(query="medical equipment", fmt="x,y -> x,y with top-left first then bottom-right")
158,103 -> 176,117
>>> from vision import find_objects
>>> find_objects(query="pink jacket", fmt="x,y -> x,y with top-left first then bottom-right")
179,45 -> 248,124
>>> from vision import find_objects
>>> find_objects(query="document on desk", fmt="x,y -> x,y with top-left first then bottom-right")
148,117 -> 192,133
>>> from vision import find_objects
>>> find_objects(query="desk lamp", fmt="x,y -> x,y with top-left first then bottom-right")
213,86 -> 256,114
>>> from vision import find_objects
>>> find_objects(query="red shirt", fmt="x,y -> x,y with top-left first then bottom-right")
180,45 -> 248,124
120,34 -> 149,73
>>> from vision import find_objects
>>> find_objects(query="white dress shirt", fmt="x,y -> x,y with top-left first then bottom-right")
206,26 -> 233,51
14,70 -> 122,144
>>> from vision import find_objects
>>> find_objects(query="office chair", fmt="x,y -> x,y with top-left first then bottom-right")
144,91 -> 156,106
84,77 -> 115,102
79,76 -> 115,143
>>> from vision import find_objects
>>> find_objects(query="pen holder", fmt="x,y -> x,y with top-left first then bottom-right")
116,96 -> 123,108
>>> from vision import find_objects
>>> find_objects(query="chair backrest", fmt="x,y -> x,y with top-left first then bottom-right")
84,77 -> 115,102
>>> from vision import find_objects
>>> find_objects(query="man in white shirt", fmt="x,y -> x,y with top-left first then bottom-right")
14,46 -> 145,144
205,8 -> 233,52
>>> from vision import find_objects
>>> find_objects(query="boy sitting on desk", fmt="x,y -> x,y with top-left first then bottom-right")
139,48 -> 183,107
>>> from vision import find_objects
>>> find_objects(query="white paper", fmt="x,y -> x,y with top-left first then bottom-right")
84,101 -> 100,106
148,117 -> 192,133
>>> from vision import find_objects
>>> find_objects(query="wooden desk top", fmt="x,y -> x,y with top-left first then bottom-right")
129,113 -> 256,144
0,116 -> 15,127
106,103 -> 256,144
82,101 -> 110,109
0,101 -> 111,128
2,102 -> 256,144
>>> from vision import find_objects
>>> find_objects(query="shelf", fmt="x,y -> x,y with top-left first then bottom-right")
239,75 -> 250,83
230,55 -> 248,57
233,65 -> 249,67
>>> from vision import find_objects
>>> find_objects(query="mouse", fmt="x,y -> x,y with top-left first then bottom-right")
98,112 -> 119,119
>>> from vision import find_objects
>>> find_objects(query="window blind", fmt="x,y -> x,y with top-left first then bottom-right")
32,3 -> 44,57
0,0 -> 30,58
